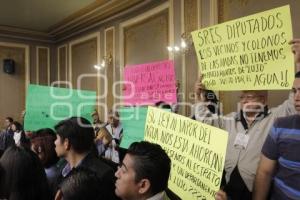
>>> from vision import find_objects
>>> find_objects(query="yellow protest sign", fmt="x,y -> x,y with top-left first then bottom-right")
144,107 -> 228,200
191,5 -> 293,91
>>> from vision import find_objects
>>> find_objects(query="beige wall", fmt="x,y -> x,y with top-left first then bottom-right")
123,10 -> 169,66
70,38 -> 98,91
0,45 -> 26,128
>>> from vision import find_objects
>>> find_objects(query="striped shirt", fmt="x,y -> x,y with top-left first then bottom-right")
262,114 -> 300,200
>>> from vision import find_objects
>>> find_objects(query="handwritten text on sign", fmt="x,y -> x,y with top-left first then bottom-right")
144,107 -> 228,200
123,60 -> 177,105
192,5 -> 293,90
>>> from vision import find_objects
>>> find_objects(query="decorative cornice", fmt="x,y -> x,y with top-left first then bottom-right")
0,25 -> 54,43
0,0 -> 160,44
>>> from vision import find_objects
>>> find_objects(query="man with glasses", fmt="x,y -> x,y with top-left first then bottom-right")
194,39 -> 300,200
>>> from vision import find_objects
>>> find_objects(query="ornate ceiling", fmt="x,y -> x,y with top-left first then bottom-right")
0,0 -> 154,43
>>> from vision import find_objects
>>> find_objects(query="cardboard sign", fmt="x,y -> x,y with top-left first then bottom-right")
123,60 -> 177,105
192,5 -> 294,90
24,84 -> 96,131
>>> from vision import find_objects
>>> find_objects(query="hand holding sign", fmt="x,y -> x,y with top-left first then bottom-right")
144,107 -> 228,200
192,5 -> 294,91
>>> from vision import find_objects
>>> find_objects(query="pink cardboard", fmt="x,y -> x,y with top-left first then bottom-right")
123,60 -> 177,106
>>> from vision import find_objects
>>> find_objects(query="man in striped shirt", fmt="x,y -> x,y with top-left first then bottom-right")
253,70 -> 300,199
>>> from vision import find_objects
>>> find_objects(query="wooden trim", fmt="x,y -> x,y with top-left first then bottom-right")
104,26 -> 115,107
47,48 -> 50,85
36,47 -> 39,84
169,0 -> 174,60
68,32 -> 100,89
57,45 -> 68,82
198,0 -> 202,28
218,0 -> 225,23
210,0 -> 219,25
36,46 -> 50,85
0,25 -> 53,43
180,0 -> 186,115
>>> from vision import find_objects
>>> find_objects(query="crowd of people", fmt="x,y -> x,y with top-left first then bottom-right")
0,39 -> 299,200
0,114 -> 171,200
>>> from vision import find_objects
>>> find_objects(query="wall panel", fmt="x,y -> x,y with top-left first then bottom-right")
183,0 -> 200,116
37,47 -> 50,86
105,27 -> 115,111
58,45 -> 68,86
0,45 -> 26,126
124,10 -> 169,66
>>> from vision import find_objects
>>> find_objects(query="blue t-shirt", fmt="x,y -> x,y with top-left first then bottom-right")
262,114 -> 300,200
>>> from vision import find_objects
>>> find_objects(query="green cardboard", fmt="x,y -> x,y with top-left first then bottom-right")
24,84 -> 96,131
119,107 -> 148,149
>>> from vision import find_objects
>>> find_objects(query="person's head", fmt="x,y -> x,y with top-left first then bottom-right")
4,117 -> 13,129
239,90 -> 268,115
115,141 -> 171,200
55,168 -> 102,200
91,110 -> 100,123
108,110 -> 120,128
292,71 -> 300,112
0,146 -> 50,200
11,121 -> 23,132
155,101 -> 172,110
204,90 -> 219,114
96,127 -> 112,146
54,117 -> 94,157
30,128 -> 59,168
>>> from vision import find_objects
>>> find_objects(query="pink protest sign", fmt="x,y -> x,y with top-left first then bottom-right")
123,60 -> 177,106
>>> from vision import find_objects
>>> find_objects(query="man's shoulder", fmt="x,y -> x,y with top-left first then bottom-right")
274,114 -> 300,129
80,153 -> 114,177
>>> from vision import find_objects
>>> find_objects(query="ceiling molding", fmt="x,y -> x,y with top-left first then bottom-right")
0,0 -> 159,44
55,0 -> 156,43
0,25 -> 54,43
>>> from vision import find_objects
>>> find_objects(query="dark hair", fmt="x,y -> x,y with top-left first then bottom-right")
0,146 -> 50,200
54,117 -> 94,153
12,121 -> 23,132
59,168 -> 102,200
155,101 -> 172,109
127,141 -> 171,195
30,128 -> 58,168
11,121 -> 30,148
5,117 -> 13,123
204,90 -> 219,114
295,71 -> 300,78
108,109 -> 120,118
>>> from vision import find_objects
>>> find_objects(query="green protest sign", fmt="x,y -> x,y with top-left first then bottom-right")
119,107 -> 148,149
24,84 -> 96,131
